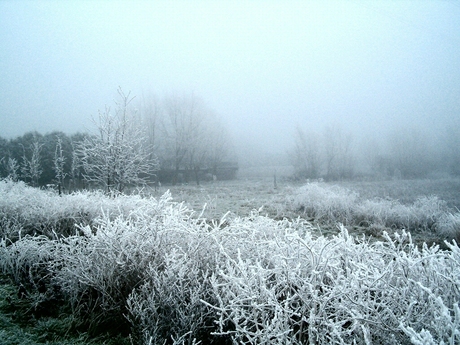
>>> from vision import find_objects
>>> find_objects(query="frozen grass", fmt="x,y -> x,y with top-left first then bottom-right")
1,179 -> 460,344
205,225 -> 460,344
336,178 -> 460,210
154,178 -> 460,242
156,179 -> 294,220
289,182 -> 460,243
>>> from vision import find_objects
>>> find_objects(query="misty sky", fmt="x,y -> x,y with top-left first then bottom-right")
1,0 -> 460,156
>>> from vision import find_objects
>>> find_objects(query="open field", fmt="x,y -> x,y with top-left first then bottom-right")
154,178 -> 299,220
1,177 -> 460,344
159,177 -> 460,246
162,177 -> 460,216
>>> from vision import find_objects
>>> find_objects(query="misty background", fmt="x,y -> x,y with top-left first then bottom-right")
1,0 -> 460,176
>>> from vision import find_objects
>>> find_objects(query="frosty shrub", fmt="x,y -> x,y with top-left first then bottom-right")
0,235 -> 55,289
355,197 -> 401,227
0,178 -> 163,240
355,196 -> 447,231
0,234 -> 60,317
0,178 -> 97,240
289,182 -> 460,240
206,223 -> 460,344
125,208 -> 231,344
126,249 -> 218,344
437,212 -> 460,243
290,183 -> 359,225
49,191 -> 202,333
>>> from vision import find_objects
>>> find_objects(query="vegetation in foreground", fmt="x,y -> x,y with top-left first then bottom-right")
0,273 -> 129,345
1,178 -> 460,344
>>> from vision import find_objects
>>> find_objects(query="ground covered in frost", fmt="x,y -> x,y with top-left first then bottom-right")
1,178 -> 460,344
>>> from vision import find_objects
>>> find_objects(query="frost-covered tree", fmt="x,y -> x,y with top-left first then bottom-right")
324,125 -> 354,180
20,135 -> 43,187
53,136 -> 66,195
0,137 -> 8,178
388,127 -> 432,178
206,117 -> 233,177
69,140 -> 81,191
159,93 -> 209,185
6,157 -> 20,181
78,88 -> 158,194
137,94 -> 162,186
291,126 -> 321,179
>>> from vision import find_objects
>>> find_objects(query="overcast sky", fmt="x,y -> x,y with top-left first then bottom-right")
1,0 -> 459,156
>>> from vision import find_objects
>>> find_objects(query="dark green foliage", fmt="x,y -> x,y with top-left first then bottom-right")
0,131 -> 88,189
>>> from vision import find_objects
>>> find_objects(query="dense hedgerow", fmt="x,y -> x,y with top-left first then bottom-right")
289,182 -> 460,242
1,179 -> 460,344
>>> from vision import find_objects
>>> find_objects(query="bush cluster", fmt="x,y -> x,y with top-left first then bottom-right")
0,178 -> 160,240
1,179 -> 459,344
289,182 -> 460,242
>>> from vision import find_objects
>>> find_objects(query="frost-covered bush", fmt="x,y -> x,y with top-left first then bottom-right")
0,178 -> 164,240
49,192 -> 203,333
407,196 -> 447,230
355,197 -> 401,227
438,213 -> 460,243
207,225 -> 460,344
0,235 -> 55,289
127,249 -> 218,345
0,234 -> 60,318
0,179 -> 95,239
290,182 -> 460,240
290,183 -> 358,225
355,196 -> 447,231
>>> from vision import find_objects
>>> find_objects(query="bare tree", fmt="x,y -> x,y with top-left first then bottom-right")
78,88 -> 158,194
138,94 -> 160,155
160,93 -> 209,185
139,92 -> 236,185
53,136 -> 66,195
388,127 -> 431,179
21,136 -> 43,187
291,126 -> 321,179
323,125 -> 354,180
6,157 -> 20,181
185,128 -> 208,185
206,116 -> 233,178
183,107 -> 227,185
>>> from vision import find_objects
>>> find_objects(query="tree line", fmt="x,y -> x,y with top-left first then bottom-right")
2,88 -> 458,189
291,123 -> 460,180
0,89 -> 236,193
0,130 -> 84,191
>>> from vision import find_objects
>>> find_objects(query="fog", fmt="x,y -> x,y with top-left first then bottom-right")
1,1 -> 459,167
